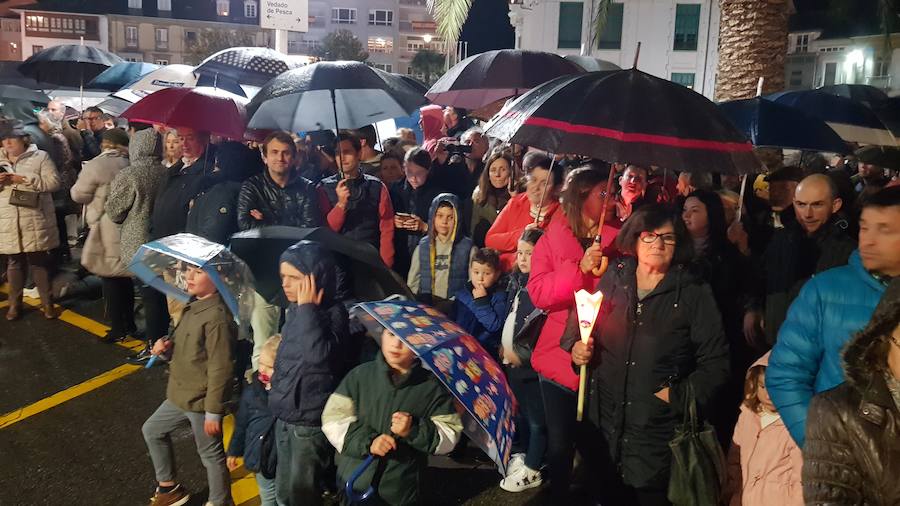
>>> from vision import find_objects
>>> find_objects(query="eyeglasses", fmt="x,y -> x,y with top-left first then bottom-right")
639,232 -> 677,245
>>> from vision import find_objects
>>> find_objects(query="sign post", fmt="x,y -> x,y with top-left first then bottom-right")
260,0 -> 309,53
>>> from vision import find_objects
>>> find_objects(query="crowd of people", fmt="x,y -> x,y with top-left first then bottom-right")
2,100 -> 900,506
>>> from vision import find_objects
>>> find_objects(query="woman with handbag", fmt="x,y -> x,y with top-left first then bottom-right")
0,120 -> 62,320
568,204 -> 730,506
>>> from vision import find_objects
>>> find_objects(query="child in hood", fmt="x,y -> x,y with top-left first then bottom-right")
724,351 -> 803,506
322,327 -> 463,506
407,193 -> 476,314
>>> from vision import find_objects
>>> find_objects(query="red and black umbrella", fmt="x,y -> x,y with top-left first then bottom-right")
486,69 -> 761,174
120,86 -> 247,140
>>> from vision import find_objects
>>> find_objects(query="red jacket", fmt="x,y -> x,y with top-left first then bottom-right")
527,214 -> 607,391
485,193 -> 560,272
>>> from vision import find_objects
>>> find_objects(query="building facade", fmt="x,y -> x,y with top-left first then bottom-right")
0,18 -> 21,61
785,29 -> 899,96
508,0 -> 720,98
16,9 -> 110,60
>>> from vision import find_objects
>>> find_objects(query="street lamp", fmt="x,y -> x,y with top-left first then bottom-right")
423,34 -> 433,44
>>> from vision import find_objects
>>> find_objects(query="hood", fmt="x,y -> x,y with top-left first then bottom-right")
214,141 -> 264,183
129,128 -> 162,163
279,240 -> 338,305
747,351 -> 771,379
842,278 -> 900,390
420,105 -> 445,142
0,142 -> 38,163
427,192 -> 462,244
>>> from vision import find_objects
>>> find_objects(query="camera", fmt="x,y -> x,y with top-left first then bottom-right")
445,143 -> 473,156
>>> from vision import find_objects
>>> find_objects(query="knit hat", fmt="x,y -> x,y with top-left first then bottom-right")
102,128 -> 129,147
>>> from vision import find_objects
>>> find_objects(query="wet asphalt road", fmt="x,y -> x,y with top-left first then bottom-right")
0,287 -> 549,506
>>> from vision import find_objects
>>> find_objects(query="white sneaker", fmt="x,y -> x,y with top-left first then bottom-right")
500,464 -> 543,493
507,452 -> 526,474
23,287 -> 39,299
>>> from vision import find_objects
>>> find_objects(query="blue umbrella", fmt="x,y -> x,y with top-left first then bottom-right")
128,233 -> 255,325
719,97 -> 849,153
765,90 -> 896,146
87,62 -> 159,91
353,301 -> 517,475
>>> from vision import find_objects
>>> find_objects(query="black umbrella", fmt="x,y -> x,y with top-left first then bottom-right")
427,49 -> 585,110
718,97 -> 848,153
246,61 -> 427,134
818,84 -> 889,105
765,90 -> 895,146
229,226 -> 412,305
485,69 -> 761,174
195,47 -> 306,87
393,73 -> 429,95
563,55 -> 621,72
0,85 -> 50,105
18,44 -> 123,88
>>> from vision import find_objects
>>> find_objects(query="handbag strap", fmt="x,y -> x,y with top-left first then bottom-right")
681,380 -> 699,433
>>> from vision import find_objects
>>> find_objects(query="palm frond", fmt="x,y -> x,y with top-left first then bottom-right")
427,0 -> 474,42
591,0 -> 612,47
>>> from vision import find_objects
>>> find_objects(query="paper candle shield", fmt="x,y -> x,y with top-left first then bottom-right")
574,289 -> 604,344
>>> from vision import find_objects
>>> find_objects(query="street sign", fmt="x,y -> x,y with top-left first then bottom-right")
260,0 -> 309,33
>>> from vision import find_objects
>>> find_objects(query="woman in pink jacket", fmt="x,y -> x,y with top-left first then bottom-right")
725,351 -> 803,506
527,164 -> 620,499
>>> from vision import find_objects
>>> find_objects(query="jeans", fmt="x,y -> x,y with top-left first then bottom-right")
274,420 -> 333,506
141,400 -> 232,506
251,291 -> 281,371
508,370 -> 547,471
256,472 -> 280,506
101,276 -> 135,336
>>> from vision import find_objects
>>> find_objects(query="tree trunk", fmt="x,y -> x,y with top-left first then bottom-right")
715,0 -> 791,101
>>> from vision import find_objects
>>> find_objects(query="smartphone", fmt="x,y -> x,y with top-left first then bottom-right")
395,212 -> 415,219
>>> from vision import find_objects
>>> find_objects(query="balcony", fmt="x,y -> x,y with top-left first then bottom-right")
399,0 -> 427,6
399,20 -> 436,33
865,75 -> 893,91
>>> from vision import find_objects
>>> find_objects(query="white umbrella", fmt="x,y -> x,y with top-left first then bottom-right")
112,64 -> 198,103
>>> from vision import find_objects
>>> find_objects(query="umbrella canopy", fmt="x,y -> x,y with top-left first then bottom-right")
229,226 -> 413,305
353,300 -> 517,475
427,49 -> 585,110
765,90 -> 897,146
87,62 -> 159,91
120,87 -> 247,139
563,55 -> 622,72
393,73 -> 429,95
96,96 -> 134,116
195,46 -> 305,87
128,233 -> 255,324
246,61 -> 427,132
818,84 -> 889,105
0,85 -> 50,105
718,97 -> 849,153
111,64 -> 244,103
18,44 -> 123,87
855,145 -> 900,170
486,69 -> 761,174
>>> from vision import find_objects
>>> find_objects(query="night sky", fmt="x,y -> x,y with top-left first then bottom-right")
459,0 -> 516,54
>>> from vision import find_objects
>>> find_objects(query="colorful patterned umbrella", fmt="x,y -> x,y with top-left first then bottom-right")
128,233 -> 255,325
195,46 -> 307,87
353,301 -> 517,475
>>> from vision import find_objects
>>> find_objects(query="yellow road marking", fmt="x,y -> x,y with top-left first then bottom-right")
0,364 -> 141,429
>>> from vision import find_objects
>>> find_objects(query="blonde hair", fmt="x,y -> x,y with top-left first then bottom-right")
743,364 -> 766,412
261,334 -> 283,361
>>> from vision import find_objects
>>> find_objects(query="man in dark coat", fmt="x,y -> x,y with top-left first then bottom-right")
750,174 -> 857,347
79,106 -> 107,161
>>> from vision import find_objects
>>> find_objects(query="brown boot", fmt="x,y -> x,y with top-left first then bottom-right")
148,484 -> 190,506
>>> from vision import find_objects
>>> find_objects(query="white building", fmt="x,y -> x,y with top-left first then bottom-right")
16,9 -> 110,60
508,0 -> 720,98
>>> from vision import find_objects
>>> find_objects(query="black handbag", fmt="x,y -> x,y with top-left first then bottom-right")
667,381 -> 727,506
10,187 -> 39,208
258,421 -> 278,479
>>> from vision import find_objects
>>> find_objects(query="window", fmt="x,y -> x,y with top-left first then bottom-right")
185,30 -> 197,44
158,0 -> 171,11
557,2 -> 583,49
125,25 -> 138,47
128,0 -> 142,8
154,58 -> 168,65
596,2 -> 623,50
332,8 -> 357,24
245,0 -> 258,18
673,4 -> 700,51
369,9 -> 393,26
789,70 -> 803,87
795,33 -> 809,53
370,63 -> 392,72
155,27 -> 168,49
368,36 -> 393,54
874,57 -> 889,77
671,72 -> 695,89
217,0 -> 230,16
32,45 -> 43,54
823,62 -> 837,86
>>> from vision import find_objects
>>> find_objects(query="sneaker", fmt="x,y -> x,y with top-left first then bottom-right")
148,484 -> 190,506
500,464 -> 543,493
100,331 -> 131,344
126,346 -> 153,365
23,287 -> 39,299
507,453 -> 526,474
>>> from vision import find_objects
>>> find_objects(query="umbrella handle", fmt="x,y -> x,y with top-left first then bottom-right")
345,454 -> 377,504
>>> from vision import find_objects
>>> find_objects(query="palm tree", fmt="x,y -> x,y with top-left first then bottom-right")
715,0 -> 792,101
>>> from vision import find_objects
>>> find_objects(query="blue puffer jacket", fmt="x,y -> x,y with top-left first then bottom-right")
767,250 -> 886,447
451,283 -> 508,358
227,376 -> 276,475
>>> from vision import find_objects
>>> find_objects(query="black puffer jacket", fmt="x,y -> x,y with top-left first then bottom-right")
149,147 -> 217,240
803,281 -> 900,505
236,170 -> 322,231
561,257 -> 730,490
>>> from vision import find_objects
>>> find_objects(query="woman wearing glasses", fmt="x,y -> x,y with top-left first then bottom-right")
567,204 -> 730,505
526,164 -> 622,499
